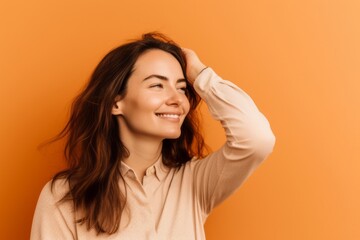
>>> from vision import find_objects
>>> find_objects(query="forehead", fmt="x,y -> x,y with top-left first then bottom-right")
132,49 -> 183,74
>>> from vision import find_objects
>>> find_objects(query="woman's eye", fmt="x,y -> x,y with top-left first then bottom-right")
178,87 -> 187,94
150,84 -> 163,88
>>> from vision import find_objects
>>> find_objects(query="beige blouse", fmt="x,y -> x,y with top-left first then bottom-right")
31,68 -> 275,240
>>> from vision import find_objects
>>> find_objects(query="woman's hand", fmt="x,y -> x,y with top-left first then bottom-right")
182,48 -> 207,84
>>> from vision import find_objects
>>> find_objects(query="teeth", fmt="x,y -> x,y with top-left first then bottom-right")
156,113 -> 180,119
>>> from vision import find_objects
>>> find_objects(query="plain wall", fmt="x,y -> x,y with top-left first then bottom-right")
1,0 -> 359,239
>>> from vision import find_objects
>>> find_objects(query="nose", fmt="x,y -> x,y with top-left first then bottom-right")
165,88 -> 183,106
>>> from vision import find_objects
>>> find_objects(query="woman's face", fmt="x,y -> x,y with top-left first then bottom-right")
113,49 -> 190,141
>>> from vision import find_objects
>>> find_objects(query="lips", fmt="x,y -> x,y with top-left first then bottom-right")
155,112 -> 182,120
155,113 -> 181,119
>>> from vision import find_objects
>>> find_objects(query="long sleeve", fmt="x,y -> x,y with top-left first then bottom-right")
191,67 -> 276,215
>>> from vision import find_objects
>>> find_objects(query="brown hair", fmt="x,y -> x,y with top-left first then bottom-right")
51,32 -> 206,234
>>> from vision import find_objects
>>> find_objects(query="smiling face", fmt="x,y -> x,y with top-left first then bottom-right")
112,49 -> 190,142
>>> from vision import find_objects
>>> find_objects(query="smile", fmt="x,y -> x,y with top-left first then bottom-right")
155,113 -> 181,119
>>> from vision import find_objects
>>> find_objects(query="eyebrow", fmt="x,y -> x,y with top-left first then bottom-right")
143,74 -> 186,83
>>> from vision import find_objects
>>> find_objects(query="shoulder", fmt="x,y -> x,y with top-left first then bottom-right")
37,178 -> 69,206
31,178 -> 76,239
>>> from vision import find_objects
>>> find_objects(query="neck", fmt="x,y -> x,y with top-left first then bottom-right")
119,127 -> 163,181
123,138 -> 162,167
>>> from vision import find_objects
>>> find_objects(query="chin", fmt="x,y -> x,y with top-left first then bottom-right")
163,132 -> 181,139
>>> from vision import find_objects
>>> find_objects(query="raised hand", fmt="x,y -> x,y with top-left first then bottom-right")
182,48 -> 207,84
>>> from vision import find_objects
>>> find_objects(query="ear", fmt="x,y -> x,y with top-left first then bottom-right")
111,95 -> 124,116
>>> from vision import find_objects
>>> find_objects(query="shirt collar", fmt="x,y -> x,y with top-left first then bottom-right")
120,160 -> 131,177
120,155 -> 169,181
152,156 -> 169,181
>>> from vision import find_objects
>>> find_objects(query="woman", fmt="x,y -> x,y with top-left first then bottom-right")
31,33 -> 275,239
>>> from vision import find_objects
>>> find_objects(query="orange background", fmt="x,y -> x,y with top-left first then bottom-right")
1,0 -> 359,239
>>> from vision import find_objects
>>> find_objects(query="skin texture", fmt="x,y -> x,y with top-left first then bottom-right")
182,48 -> 207,83
112,48 -> 205,182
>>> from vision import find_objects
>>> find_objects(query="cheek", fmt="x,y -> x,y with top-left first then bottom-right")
127,95 -> 162,112
141,96 -> 164,113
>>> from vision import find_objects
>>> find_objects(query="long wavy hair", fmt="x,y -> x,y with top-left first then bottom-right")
51,32 -> 206,234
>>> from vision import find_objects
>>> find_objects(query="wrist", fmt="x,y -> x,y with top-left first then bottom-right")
198,66 -> 208,75
192,64 -> 207,80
